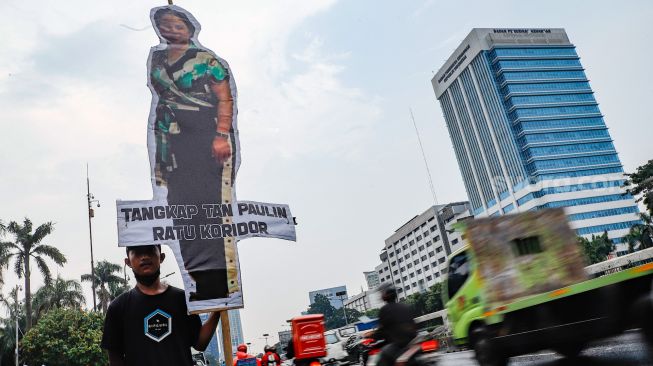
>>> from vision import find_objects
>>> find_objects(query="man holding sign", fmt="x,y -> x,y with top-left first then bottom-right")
101,245 -> 220,365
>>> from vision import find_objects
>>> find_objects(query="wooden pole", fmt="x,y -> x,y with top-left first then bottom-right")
221,311 -> 234,366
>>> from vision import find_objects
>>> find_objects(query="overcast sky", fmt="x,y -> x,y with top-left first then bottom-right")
1,0 -> 652,355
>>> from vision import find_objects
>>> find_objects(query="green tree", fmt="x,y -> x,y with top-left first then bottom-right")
81,260 -> 127,313
0,219 -> 66,330
624,159 -> 653,216
0,287 -> 26,366
404,292 -> 428,316
424,282 -> 444,313
306,294 -> 363,329
32,276 -> 85,321
578,231 -> 614,264
21,308 -> 107,366
402,282 -> 445,317
307,294 -> 336,318
623,213 -> 653,253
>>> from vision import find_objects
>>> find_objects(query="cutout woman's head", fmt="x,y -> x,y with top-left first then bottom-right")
153,8 -> 196,44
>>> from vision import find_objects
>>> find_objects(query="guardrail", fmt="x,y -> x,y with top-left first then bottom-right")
585,247 -> 653,278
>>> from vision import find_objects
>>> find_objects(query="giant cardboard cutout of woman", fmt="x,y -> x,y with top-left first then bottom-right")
147,5 -> 241,303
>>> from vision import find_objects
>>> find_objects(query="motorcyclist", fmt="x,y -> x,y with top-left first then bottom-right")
233,344 -> 261,366
261,345 -> 282,366
373,283 -> 417,366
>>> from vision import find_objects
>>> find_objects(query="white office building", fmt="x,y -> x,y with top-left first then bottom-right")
376,202 -> 470,300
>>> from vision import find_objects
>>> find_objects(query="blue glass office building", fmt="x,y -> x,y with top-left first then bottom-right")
432,29 -> 639,253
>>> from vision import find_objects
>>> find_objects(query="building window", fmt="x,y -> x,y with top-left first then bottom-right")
412,283 -> 417,288
436,247 -> 443,253
430,226 -> 437,232
435,272 -> 440,278
452,239 -> 459,245
398,258 -> 403,263
405,286 -> 410,291
402,244 -> 408,250
407,263 -> 413,268
434,235 -> 441,242
396,248 -> 402,253
393,270 -> 398,275
391,261 -> 397,266
411,249 -> 417,255
409,240 -> 415,246
410,273 -> 415,278
429,252 -> 435,257
403,276 -> 408,282
389,252 -> 394,257
423,266 -> 429,272
426,240 -> 432,247
417,269 -> 422,274
414,260 -> 420,265
431,262 -> 438,268
380,278 -> 384,283
424,230 -> 430,236
418,245 -> 425,251
421,255 -> 427,261
386,275 -> 390,280
416,235 -> 422,242
438,257 -> 446,264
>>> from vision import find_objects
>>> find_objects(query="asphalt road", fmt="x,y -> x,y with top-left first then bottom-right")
434,330 -> 651,366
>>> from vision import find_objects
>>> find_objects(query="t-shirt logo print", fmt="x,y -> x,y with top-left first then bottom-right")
144,309 -> 172,342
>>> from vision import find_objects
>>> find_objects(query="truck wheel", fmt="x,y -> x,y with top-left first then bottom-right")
470,326 -> 508,366
554,343 -> 584,358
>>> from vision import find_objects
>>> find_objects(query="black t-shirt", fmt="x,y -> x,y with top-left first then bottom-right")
101,285 -> 201,366
376,302 -> 417,346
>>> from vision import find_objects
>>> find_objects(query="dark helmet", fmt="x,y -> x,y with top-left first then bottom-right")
377,282 -> 397,302
264,345 -> 271,353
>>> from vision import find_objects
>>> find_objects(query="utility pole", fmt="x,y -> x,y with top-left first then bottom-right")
86,165 -> 100,311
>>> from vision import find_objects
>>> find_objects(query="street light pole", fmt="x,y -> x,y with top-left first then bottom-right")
335,291 -> 348,325
86,165 -> 99,311
14,285 -> 21,366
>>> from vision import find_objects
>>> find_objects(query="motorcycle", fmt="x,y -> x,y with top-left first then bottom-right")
359,334 -> 439,366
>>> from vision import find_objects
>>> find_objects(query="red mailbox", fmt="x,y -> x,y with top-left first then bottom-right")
291,314 -> 326,359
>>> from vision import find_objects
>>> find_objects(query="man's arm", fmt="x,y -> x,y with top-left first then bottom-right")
194,312 -> 220,351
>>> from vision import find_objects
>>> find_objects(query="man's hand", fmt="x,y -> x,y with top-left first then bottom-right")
212,137 -> 232,163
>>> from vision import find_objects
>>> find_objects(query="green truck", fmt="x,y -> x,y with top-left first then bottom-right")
442,208 -> 653,366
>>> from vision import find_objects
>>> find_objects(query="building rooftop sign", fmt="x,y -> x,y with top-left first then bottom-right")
431,28 -> 569,98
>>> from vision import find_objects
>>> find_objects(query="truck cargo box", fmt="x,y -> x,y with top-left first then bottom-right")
464,208 -> 588,305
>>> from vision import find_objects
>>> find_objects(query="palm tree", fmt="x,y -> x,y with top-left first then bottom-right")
0,220 -> 8,289
32,276 -> 85,322
623,213 -> 653,253
0,218 -> 66,330
81,260 -> 127,313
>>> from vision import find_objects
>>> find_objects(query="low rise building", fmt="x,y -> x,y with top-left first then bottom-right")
375,202 -> 470,300
343,289 -> 384,313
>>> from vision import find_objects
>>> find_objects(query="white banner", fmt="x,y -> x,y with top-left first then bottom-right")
116,200 -> 296,245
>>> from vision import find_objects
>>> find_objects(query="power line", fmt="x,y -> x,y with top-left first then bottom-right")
409,108 -> 439,206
